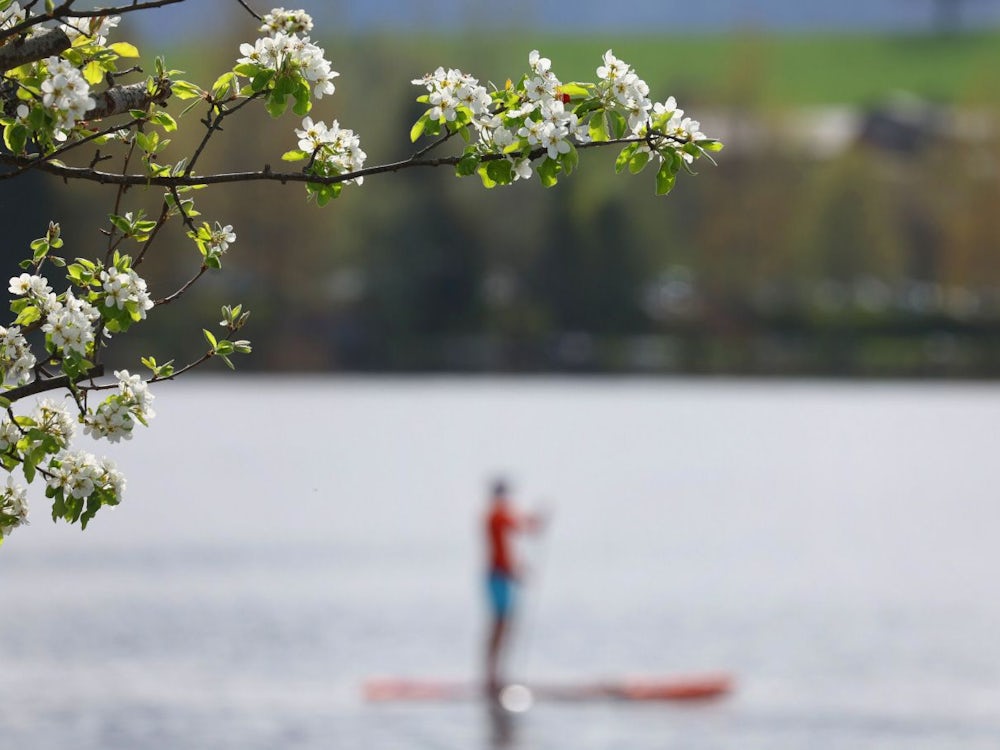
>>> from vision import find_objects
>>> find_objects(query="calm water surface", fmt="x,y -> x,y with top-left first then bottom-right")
2,377 -> 1000,749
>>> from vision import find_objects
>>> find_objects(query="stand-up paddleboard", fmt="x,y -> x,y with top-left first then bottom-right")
364,674 -> 733,703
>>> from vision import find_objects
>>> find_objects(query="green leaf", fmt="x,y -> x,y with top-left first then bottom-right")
537,157 -> 559,188
82,60 -> 104,85
281,149 -> 310,162
211,71 -> 238,99
455,152 -> 479,177
135,131 -> 159,153
573,98 -> 604,117
628,150 -> 650,174
476,162 -> 497,189
233,62 -> 260,78
150,111 -> 178,132
608,110 -> 627,140
557,82 -> 590,98
265,91 -> 287,118
109,41 -> 140,58
171,80 -> 203,100
559,143 -> 579,175
14,305 -> 40,326
655,160 -> 677,196
697,139 -> 724,153
409,114 -> 427,143
3,121 -> 27,155
291,77 -> 311,116
485,158 -> 513,186
587,112 -> 608,143
615,143 -> 638,174
203,329 -> 218,348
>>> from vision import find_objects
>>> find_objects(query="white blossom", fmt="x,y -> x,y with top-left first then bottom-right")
510,157 -> 532,181
207,223 -> 237,255
259,7 -> 314,35
0,3 -> 27,32
45,450 -> 123,501
412,66 -> 491,125
33,399 -> 75,448
0,476 -> 29,537
0,325 -> 36,385
39,57 -> 96,140
41,291 -> 101,357
295,117 -> 366,184
100,267 -> 153,318
0,419 -> 21,453
83,369 -> 156,443
61,15 -> 120,46
8,273 -> 51,298
237,29 -> 338,99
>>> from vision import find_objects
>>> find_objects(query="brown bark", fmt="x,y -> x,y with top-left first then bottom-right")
84,80 -> 173,121
0,28 -> 71,72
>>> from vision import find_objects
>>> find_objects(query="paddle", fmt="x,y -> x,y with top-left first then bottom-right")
499,501 -> 553,711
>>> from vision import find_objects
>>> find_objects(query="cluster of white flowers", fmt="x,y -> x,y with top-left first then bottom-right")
9,274 -> 102,357
0,476 -> 29,536
411,66 -> 492,124
512,52 -> 589,161
414,50 -> 591,178
0,325 -> 36,385
85,369 -> 156,443
0,418 -> 20,453
61,14 -> 120,46
596,49 -> 652,134
0,2 -> 27,32
259,7 -> 313,35
295,117 -> 367,183
41,291 -> 101,357
46,450 -> 125,502
238,25 -> 338,99
100,267 -> 153,319
83,397 -> 133,443
39,56 -> 97,141
33,399 -> 76,449
8,272 -> 52,299
655,97 -> 706,149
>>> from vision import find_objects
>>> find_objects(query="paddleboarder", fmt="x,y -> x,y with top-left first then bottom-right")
483,478 -> 544,696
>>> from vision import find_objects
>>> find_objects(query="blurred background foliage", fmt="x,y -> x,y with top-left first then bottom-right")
6,22 -> 1000,376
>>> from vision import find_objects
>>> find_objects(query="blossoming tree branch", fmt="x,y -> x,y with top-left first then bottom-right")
0,0 -> 722,544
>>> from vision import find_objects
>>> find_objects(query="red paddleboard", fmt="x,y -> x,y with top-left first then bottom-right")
364,674 -> 733,703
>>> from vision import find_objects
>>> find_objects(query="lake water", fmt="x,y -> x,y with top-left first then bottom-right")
2,377 -> 1000,749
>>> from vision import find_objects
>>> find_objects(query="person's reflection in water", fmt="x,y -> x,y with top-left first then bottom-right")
486,700 -> 516,748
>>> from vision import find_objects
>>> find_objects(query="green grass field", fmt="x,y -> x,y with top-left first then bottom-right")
341,30 -> 1000,107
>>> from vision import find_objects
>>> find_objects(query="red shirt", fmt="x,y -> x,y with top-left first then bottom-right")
487,502 -> 519,575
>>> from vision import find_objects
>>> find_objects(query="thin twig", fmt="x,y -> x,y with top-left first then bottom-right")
2,365 -> 105,404
154,264 -> 207,306
235,0 -> 263,22
0,0 -> 189,45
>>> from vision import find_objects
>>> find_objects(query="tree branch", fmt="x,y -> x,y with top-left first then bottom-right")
85,79 -> 172,121
0,136 -> 677,187
235,0 -> 263,22
0,27 -> 70,72
0,0 -> 190,45
3,365 -> 105,404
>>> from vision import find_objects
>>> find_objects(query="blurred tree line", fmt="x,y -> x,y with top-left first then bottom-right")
5,32 -> 1000,377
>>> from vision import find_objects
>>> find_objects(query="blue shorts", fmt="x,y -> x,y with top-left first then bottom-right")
487,570 -> 516,618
